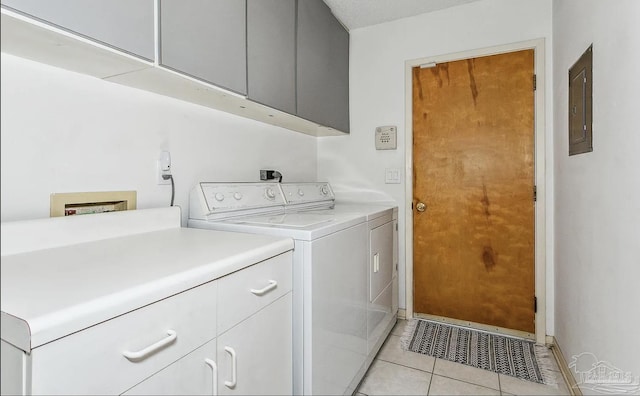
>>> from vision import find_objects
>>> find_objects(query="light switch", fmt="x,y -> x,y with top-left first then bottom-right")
385,168 -> 401,184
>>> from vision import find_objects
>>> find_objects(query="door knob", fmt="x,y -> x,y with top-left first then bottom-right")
416,202 -> 426,212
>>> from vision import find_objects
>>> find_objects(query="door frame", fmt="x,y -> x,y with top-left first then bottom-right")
404,38 -> 547,344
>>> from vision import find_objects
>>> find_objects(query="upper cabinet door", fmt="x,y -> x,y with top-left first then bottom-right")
296,0 -> 350,133
247,0 -> 296,115
160,0 -> 247,95
0,0 -> 155,61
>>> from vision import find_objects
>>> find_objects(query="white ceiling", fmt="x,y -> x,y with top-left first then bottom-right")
323,0 -> 483,30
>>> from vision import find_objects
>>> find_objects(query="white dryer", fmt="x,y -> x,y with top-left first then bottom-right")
332,203 -> 399,362
281,184 -> 399,371
188,182 -> 369,396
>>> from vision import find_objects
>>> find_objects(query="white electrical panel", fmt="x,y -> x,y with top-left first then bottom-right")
375,126 -> 397,150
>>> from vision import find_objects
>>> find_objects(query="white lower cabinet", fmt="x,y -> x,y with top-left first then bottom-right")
0,251 -> 293,396
124,253 -> 293,396
123,338 -> 218,395
29,279 -> 219,395
217,293 -> 292,396
128,284 -> 293,396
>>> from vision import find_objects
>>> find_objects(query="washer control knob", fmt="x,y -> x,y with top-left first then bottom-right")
214,193 -> 225,202
320,185 -> 329,195
233,192 -> 243,200
265,187 -> 276,200
298,189 -> 305,197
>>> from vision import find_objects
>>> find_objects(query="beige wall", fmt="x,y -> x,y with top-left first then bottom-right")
553,0 -> 640,386
1,54 -> 317,225
318,0 -> 555,333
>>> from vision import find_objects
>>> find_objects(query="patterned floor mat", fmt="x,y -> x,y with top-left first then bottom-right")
401,319 -> 557,385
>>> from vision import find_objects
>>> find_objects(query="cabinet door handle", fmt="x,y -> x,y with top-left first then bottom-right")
205,358 -> 218,396
373,253 -> 380,273
122,330 -> 177,361
224,346 -> 237,388
250,280 -> 278,296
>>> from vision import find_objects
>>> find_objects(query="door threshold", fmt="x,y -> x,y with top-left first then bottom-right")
413,313 -> 535,341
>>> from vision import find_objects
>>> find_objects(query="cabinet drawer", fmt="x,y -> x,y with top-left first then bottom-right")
217,252 -> 292,334
30,280 -> 217,395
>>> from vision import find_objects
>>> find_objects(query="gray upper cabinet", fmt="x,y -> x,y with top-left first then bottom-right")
0,0 -> 155,61
296,0 -> 350,133
247,0 -> 296,115
2,0 -> 350,134
160,0 -> 247,95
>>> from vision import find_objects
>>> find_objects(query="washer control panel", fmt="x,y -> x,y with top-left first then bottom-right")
199,182 -> 286,213
190,182 -> 336,220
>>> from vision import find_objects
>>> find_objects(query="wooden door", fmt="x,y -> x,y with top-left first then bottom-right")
412,50 -> 535,333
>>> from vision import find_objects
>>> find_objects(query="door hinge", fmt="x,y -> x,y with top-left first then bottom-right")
534,296 -> 538,313
533,74 -> 537,91
533,185 -> 537,202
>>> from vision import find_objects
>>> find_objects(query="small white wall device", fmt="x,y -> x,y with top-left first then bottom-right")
375,126 -> 397,150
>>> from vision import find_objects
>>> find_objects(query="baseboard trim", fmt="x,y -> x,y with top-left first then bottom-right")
546,336 -> 582,396
398,308 -> 406,320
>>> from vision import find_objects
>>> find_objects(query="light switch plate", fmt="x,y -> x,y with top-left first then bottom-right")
375,126 -> 397,150
385,168 -> 401,184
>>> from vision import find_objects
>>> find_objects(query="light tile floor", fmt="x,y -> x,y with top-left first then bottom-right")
356,320 -> 572,396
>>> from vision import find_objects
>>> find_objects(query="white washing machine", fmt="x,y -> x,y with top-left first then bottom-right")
280,184 -> 399,372
188,182 -> 369,396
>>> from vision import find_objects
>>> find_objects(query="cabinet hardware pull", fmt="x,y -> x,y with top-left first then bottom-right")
205,358 -> 218,396
373,253 -> 380,273
224,346 -> 237,388
122,330 -> 177,361
250,280 -> 278,296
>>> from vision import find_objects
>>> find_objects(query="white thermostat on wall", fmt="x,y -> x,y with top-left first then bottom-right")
375,126 -> 397,150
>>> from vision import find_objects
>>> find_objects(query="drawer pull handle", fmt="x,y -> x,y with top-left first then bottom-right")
123,330 -> 177,361
205,358 -> 218,396
224,346 -> 237,388
250,280 -> 278,296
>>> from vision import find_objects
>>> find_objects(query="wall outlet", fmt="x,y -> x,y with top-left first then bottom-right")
157,160 -> 171,185
157,151 -> 171,185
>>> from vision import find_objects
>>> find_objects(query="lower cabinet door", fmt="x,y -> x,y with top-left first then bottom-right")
217,294 -> 292,395
123,338 -> 217,396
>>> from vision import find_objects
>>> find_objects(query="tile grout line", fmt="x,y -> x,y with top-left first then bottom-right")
431,373 -> 501,393
427,356 -> 436,395
376,357 -> 434,374
433,358 -> 502,392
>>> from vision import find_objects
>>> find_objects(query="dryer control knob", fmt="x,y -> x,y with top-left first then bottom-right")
320,185 -> 329,195
233,192 -> 243,200
298,189 -> 305,196
265,188 -> 276,200
214,193 -> 225,202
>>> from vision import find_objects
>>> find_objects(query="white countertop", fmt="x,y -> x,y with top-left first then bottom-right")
1,210 -> 293,352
